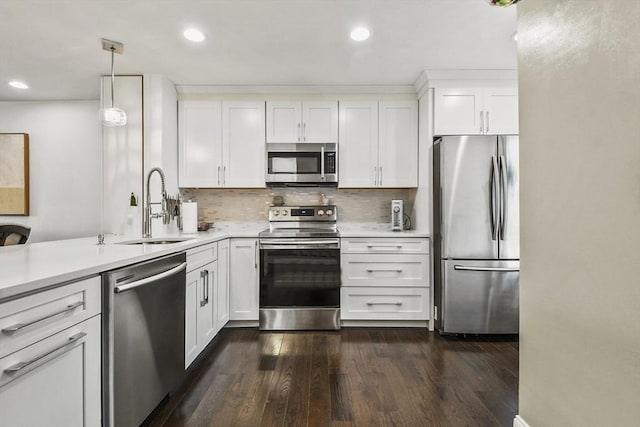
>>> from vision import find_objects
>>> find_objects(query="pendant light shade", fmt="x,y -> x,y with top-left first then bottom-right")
99,39 -> 127,127
486,0 -> 522,6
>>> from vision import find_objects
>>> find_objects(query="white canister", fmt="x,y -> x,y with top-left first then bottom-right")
181,201 -> 198,234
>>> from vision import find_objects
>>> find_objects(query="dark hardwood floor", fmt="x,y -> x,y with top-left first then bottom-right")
146,328 -> 518,427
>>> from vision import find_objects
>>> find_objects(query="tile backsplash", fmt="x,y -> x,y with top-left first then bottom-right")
180,188 -> 416,224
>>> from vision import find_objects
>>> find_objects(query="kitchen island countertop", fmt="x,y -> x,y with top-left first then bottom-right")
0,221 -> 267,302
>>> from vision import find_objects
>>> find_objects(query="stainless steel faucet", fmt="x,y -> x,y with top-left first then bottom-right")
143,167 -> 168,238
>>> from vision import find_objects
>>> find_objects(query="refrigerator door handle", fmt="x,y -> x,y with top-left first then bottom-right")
454,265 -> 520,272
499,155 -> 507,240
489,156 -> 498,240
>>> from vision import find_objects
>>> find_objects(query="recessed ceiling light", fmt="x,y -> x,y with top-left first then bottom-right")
512,32 -> 519,42
350,27 -> 370,42
9,81 -> 29,89
183,28 -> 205,42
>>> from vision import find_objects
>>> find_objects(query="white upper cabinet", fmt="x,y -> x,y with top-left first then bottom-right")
338,101 -> 379,187
222,101 -> 266,187
339,100 -> 418,188
378,100 -> 419,187
266,101 -> 338,143
178,101 -> 222,188
179,100 -> 265,188
434,87 -> 518,136
483,88 -> 519,135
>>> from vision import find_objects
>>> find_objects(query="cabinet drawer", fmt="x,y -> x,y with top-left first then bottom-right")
341,238 -> 429,254
187,243 -> 217,271
0,315 -> 101,427
0,277 -> 101,358
341,254 -> 429,287
341,287 -> 429,320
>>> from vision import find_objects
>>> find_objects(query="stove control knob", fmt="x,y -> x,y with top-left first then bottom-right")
282,209 -> 288,216
326,209 -> 333,216
273,209 -> 279,216
318,210 -> 325,216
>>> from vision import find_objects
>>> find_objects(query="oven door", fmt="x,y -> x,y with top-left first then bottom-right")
259,239 -> 341,308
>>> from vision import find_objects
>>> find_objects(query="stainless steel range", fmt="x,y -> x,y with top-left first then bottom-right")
259,205 -> 340,330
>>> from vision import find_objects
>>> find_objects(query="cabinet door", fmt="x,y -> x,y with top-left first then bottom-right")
433,88 -> 484,135
483,88 -> 519,135
229,239 -> 259,321
266,101 -> 301,143
178,101 -> 223,187
378,100 -> 418,187
223,101 -> 266,187
338,101 -> 379,187
198,261 -> 217,346
216,239 -> 230,332
185,268 -> 201,367
0,315 -> 101,427
302,101 -> 338,143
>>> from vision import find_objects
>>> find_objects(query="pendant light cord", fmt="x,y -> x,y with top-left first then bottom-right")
110,46 -> 115,108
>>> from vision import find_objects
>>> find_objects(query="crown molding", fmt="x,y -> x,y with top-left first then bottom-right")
176,84 -> 417,95
414,69 -> 519,97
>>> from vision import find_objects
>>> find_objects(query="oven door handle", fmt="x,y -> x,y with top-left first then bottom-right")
260,239 -> 340,249
260,239 -> 339,245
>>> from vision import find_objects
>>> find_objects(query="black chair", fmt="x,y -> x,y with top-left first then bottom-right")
0,224 -> 31,246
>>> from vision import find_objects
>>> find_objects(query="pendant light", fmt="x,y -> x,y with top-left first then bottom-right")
99,39 -> 127,127
486,0 -> 522,6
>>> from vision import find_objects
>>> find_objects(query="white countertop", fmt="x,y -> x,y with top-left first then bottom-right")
0,221 -> 429,302
338,222 -> 430,238
0,221 -> 267,302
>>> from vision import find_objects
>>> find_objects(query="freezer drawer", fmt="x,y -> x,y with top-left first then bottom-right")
440,259 -> 519,334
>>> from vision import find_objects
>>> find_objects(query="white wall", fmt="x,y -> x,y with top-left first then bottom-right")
0,101 -> 101,242
517,1 -> 640,425
101,75 -> 143,236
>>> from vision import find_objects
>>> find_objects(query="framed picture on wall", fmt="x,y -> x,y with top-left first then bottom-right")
0,133 -> 30,215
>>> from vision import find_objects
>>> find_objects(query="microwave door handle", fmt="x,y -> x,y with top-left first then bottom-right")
321,146 -> 325,180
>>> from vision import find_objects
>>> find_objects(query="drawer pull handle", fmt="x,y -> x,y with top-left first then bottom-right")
367,245 -> 403,249
2,301 -> 85,334
366,301 -> 403,306
4,332 -> 87,373
366,269 -> 403,273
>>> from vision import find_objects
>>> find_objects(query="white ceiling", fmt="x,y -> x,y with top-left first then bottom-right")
0,0 -> 518,101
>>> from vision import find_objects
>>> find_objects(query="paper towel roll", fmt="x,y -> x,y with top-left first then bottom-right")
182,202 -> 198,234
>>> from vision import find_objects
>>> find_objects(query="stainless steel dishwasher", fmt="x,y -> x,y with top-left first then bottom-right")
102,252 -> 186,427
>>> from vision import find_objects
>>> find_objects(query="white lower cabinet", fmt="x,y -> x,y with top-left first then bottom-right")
0,278 -> 102,427
185,243 -> 218,368
216,239 -> 230,331
229,238 -> 259,321
341,287 -> 429,321
341,237 -> 430,322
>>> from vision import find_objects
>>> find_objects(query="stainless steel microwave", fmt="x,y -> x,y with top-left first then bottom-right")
266,143 -> 338,186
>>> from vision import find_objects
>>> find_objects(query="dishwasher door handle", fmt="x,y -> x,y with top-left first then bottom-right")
114,262 -> 187,293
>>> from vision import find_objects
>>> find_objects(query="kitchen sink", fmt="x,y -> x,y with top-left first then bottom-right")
117,237 -> 195,245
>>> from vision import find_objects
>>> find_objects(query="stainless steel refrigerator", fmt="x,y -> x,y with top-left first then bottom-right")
433,135 -> 519,334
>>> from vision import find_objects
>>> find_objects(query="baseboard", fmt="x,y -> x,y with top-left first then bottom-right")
513,415 -> 531,427
341,320 -> 428,328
